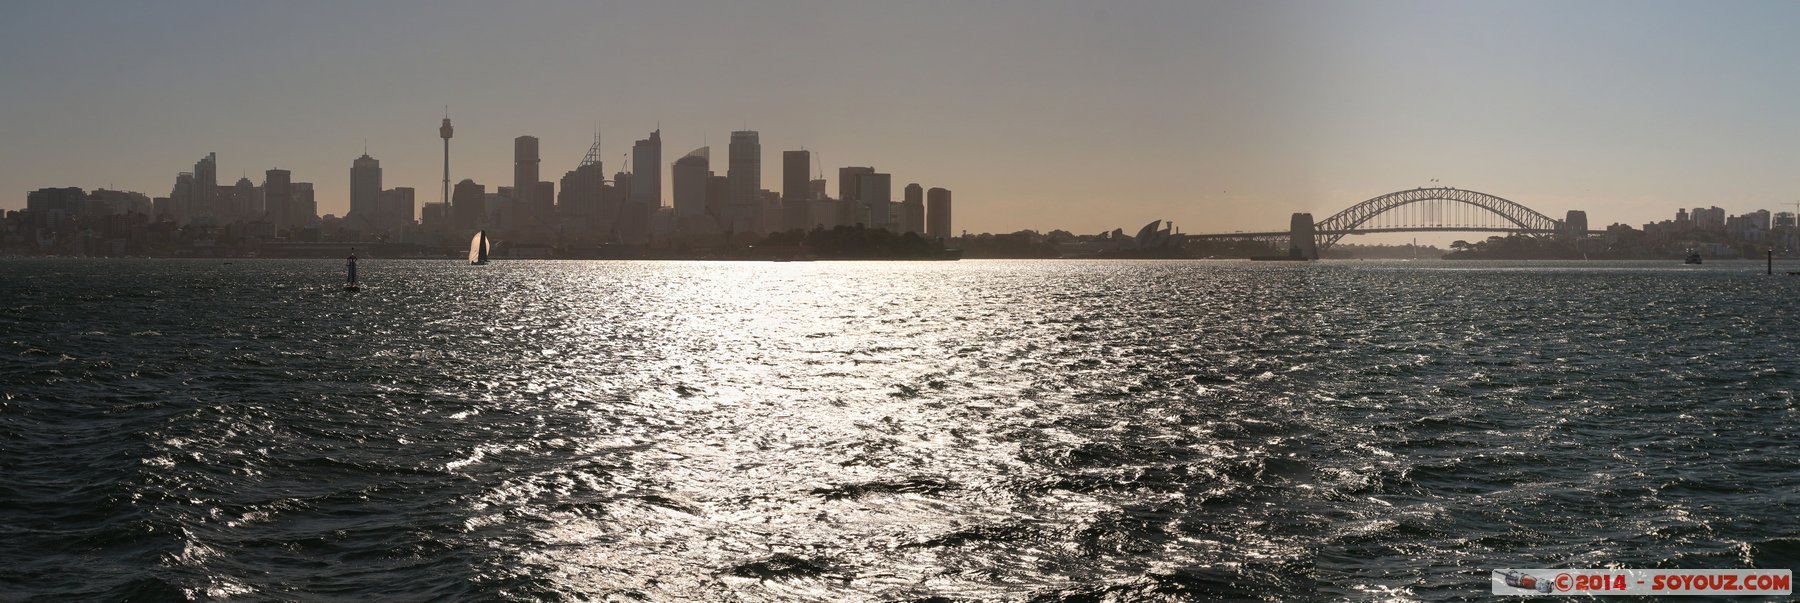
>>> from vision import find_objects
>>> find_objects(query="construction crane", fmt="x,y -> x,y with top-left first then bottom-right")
580,129 -> 602,167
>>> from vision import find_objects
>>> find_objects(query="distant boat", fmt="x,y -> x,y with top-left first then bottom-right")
344,250 -> 361,291
469,230 -> 490,265
1684,251 -> 1702,265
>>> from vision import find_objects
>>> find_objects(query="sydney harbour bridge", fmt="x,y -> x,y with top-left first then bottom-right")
1185,187 -> 1595,258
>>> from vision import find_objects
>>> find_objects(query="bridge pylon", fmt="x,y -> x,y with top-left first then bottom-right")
1290,213 -> 1318,259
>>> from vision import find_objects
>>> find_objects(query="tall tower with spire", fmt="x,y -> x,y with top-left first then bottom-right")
439,110 -> 453,225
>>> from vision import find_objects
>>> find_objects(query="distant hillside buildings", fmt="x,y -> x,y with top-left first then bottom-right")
1622,206 -> 1796,256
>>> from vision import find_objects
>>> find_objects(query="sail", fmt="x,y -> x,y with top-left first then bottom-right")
469,231 -> 489,264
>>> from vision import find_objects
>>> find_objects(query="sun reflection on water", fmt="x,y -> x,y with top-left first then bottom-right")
5,259 -> 1795,600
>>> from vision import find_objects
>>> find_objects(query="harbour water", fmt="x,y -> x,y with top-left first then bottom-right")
2,258 -> 1796,601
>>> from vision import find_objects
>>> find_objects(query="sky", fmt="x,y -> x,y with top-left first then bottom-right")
4,0 -> 1800,239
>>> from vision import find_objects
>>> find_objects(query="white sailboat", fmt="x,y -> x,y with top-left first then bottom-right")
469,230 -> 490,265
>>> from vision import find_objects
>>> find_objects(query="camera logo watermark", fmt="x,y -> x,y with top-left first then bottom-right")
1493,569 -> 1791,596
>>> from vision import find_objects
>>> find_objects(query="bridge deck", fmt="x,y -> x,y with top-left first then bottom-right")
1186,227 -> 1602,240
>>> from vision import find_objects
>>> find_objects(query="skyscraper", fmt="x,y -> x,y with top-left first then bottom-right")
85,188 -> 151,217
452,179 -> 485,230
901,183 -> 925,235
514,136 -> 541,223
860,172 -> 891,229
706,173 -> 729,226
783,150 -> 811,231
838,167 -> 872,205
632,129 -> 662,208
192,152 -> 217,223
559,131 -> 605,237
350,153 -> 381,227
26,187 -> 83,233
421,202 -> 446,228
1694,206 -> 1725,231
672,147 -> 710,219
380,187 -> 415,229
534,182 -> 554,224
727,131 -> 761,233
809,179 -> 835,230
559,163 -> 605,236
484,192 -> 508,230
760,190 -> 783,235
170,172 -> 194,224
607,171 -> 632,242
292,182 -> 317,228
264,168 -> 291,231
496,186 -> 511,229
782,150 -> 811,203
838,166 -> 874,227
231,177 -> 257,224
926,187 -> 952,240
624,129 -> 662,243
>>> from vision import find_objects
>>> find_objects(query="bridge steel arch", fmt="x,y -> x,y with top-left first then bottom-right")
1313,187 -> 1558,253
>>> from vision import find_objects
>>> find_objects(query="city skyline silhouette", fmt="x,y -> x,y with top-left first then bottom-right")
7,1 -> 1800,238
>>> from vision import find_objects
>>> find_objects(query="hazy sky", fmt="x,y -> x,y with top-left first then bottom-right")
5,0 -> 1800,237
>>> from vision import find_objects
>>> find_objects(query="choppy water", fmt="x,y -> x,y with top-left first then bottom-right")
2,258 -> 1797,601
